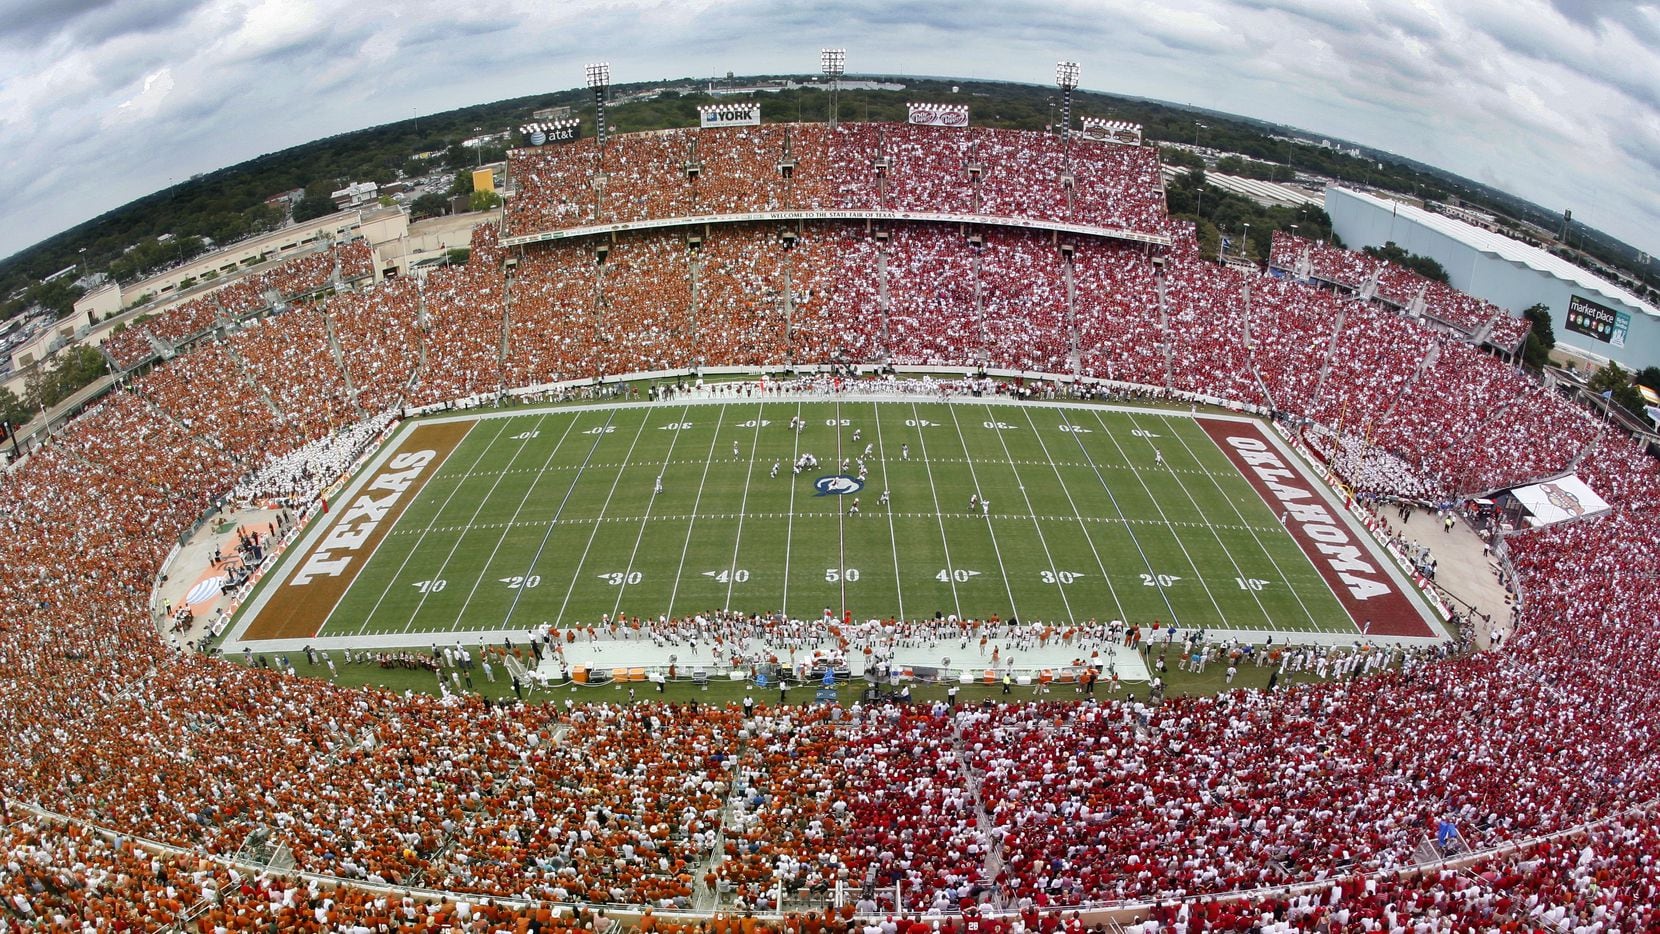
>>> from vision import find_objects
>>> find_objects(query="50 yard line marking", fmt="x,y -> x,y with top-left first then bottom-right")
781,402 -> 803,615
834,398 -> 847,614
662,407 -> 729,616
349,417 -> 510,636
870,401 -> 904,622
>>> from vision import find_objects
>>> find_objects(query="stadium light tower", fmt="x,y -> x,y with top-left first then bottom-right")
1055,61 -> 1080,142
586,62 -> 612,146
821,48 -> 846,128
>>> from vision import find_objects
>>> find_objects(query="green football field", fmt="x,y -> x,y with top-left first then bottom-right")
250,399 -> 1397,641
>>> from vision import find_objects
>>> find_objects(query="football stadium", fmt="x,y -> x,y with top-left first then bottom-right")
2,32 -> 1660,934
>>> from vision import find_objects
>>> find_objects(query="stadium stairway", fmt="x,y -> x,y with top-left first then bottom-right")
1154,265 -> 1175,390
222,340 -> 285,418
689,252 -> 703,353
1240,281 -> 1277,411
877,244 -> 893,354
1062,248 -> 1081,371
1310,298 -> 1348,411
318,309 -> 370,419
499,262 -> 515,373
971,250 -> 991,366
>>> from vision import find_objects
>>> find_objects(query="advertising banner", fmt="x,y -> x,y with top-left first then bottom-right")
698,103 -> 762,128
907,103 -> 969,127
1080,118 -> 1143,145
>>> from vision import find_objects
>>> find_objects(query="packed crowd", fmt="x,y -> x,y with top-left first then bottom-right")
415,226 -> 511,405
1269,232 -> 1532,350
227,409 -> 396,505
9,170 -> 1660,927
505,123 -> 1167,239
99,240 -> 377,370
94,213 -> 1592,510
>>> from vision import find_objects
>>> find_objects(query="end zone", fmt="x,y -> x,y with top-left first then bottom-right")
236,421 -> 472,640
1200,419 -> 1437,639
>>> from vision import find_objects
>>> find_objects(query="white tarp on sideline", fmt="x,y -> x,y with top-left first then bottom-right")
1512,474 -> 1611,526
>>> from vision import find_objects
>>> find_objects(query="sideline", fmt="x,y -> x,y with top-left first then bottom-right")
219,392 -> 1447,659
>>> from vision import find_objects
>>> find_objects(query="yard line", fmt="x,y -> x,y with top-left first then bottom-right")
908,402 -> 962,619
722,403 -> 768,608
444,411 -> 611,631
1160,414 -> 1328,628
834,399 -> 847,614
944,402 -> 1021,619
870,401 -> 905,621
1017,407 -> 1128,624
492,409 -> 619,632
320,420 -> 481,638
396,413 -> 571,635
979,404 -> 1077,622
781,402 -> 803,615
349,417 -> 516,635
1124,411 -> 1283,629
610,408 -> 699,615
547,408 -> 661,628
1087,408 -> 1231,624
1054,409 -> 1184,626
662,407 -> 730,616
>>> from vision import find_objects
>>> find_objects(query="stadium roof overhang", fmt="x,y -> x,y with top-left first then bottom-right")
1329,188 -> 1659,321
499,210 -> 1172,249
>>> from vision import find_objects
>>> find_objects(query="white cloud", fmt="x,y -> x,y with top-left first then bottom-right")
0,0 -> 1657,262
105,67 -> 176,127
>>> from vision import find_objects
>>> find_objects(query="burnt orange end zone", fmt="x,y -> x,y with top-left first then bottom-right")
242,421 -> 472,640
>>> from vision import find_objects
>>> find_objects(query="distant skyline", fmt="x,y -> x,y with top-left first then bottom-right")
1,0 -> 1657,263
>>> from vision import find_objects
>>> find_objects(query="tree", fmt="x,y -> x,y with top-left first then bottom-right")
1363,242 -> 1449,283
411,193 -> 450,220
447,170 -> 475,197
1520,304 -> 1555,370
1159,146 -> 1203,170
24,345 -> 108,412
446,248 -> 472,265
1588,361 -> 1646,417
0,385 -> 31,429
469,189 -> 502,212
291,194 -> 338,222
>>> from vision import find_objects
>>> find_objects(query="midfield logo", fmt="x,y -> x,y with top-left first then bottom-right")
813,475 -> 864,496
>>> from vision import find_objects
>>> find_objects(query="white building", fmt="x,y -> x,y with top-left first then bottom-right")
1326,187 -> 1659,371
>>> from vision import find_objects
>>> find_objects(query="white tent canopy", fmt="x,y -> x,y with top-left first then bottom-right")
1510,474 -> 1611,527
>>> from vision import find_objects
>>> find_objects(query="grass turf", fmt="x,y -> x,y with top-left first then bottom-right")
284,400 -> 1360,640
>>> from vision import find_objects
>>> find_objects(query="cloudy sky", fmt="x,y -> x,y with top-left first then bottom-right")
1,0 -> 1657,262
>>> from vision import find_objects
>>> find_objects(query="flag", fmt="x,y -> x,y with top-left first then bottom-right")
1600,389 -> 1614,400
